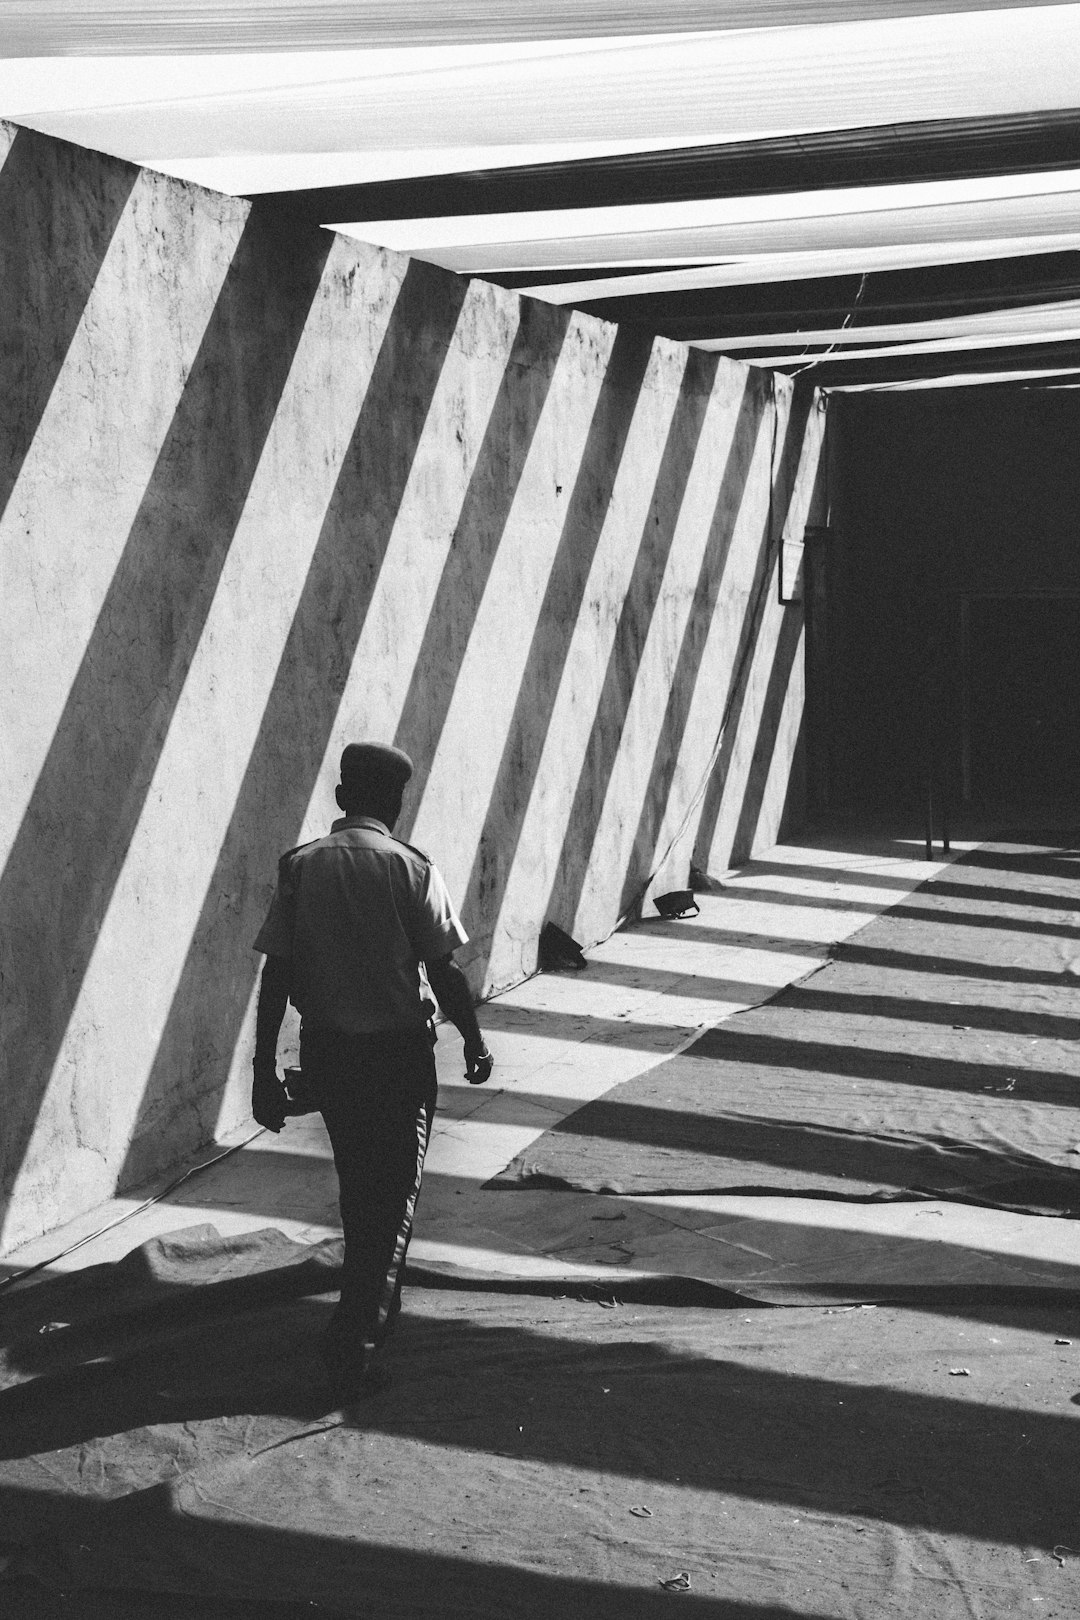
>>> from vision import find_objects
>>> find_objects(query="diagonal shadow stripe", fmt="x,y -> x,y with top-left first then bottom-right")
963,846 -> 1080,877
725,595 -> 807,865
544,349 -> 724,936
0,204 -> 335,1208
691,389 -> 817,872
615,372 -> 772,916
2,1343 -> 1079,1567
638,921 -> 1080,989
851,901 -> 1080,942
575,956 -> 783,1004
118,260 -> 472,1187
735,858 -> 929,894
490,1086 -> 1080,1208
455,327 -> 655,953
0,127 -> 138,526
819,900 -> 1080,939
724,416 -> 828,864
2,1326 -> 1077,1573
680,879 -> 1080,935
470,1008 -> 1080,1105
916,875 -> 1080,911
694,881 -> 891,915
0,1485 -> 840,1620
563,955 -> 1080,1040
392,298 -> 573,836
497,1092 -> 1080,1197
5,1192 -> 1074,1355
778,983 -> 1080,1042
688,1022 -> 1080,1108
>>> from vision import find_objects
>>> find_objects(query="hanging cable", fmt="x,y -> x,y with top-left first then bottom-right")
786,271 -> 870,378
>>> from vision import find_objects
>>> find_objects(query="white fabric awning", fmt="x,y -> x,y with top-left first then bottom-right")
6,2 -> 1080,387
3,7 -> 1080,186
696,297 -> 1080,352
827,364 -> 1080,389
2,1 -> 1072,55
337,173 -> 1080,273
335,169 -> 1080,256
513,239 -> 1080,304
737,323 -> 1080,365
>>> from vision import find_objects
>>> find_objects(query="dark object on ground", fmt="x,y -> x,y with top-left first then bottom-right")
653,890 -> 700,919
538,922 -> 587,972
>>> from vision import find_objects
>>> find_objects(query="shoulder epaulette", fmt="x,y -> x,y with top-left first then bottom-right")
391,835 -> 433,864
278,839 -> 316,873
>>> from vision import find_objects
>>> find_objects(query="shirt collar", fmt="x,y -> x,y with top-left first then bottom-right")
331,814 -> 390,835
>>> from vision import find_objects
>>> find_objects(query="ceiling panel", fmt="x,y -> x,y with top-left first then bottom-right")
10,7 -> 1080,181
7,5 -> 1080,389
3,1 -> 1073,55
254,109 -> 1080,220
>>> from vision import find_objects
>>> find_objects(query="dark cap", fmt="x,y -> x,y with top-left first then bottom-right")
339,742 -> 413,797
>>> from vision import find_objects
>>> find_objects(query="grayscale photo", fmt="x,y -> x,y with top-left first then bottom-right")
1,4 -> 1079,1616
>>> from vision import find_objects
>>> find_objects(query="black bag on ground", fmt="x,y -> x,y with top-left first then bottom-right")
538,922 -> 588,971
653,890 -> 700,919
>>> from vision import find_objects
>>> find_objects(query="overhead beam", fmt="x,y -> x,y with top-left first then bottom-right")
776,333 -> 1080,386
565,252 -> 1080,339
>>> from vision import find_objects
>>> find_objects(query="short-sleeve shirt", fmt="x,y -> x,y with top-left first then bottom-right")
253,816 -> 467,1035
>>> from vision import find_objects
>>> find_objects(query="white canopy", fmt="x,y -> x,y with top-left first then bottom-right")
5,2 -> 1080,387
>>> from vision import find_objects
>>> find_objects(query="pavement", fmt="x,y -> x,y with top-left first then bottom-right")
6,823 -> 1078,1304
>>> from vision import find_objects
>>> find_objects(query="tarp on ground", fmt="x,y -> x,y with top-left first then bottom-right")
1,1223 -> 1079,1619
492,838 -> 1080,1214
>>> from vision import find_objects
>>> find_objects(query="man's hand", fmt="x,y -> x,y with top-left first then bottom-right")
252,1062 -> 288,1132
252,955 -> 291,1131
464,1039 -> 493,1086
426,953 -> 493,1085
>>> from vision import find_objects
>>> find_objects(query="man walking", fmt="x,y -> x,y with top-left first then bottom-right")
251,742 -> 493,1398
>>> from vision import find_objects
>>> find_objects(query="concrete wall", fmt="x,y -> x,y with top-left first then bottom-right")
0,121 -> 826,1251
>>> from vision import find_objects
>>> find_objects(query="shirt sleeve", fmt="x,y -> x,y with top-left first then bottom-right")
411,859 -> 468,962
252,854 -> 298,959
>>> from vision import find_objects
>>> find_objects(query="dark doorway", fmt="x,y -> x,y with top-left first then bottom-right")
802,391 -> 1080,820
964,593 -> 1080,805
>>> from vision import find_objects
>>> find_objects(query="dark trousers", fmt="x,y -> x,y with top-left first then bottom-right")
301,1026 -> 437,1348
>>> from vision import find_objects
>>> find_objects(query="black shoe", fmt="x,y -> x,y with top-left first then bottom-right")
318,1330 -> 390,1401
340,1357 -> 392,1401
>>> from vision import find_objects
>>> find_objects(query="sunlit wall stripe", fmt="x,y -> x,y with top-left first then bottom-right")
0,122 -> 820,1250
2,237 -> 410,1249
571,366 -> 767,947
293,277 -> 524,850
674,395 -> 826,883
634,393 -> 790,904
736,611 -> 809,861
409,312 -> 617,904
701,576 -> 806,879
0,166 -> 245,871
483,338 -> 690,992
111,261 -> 473,1192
